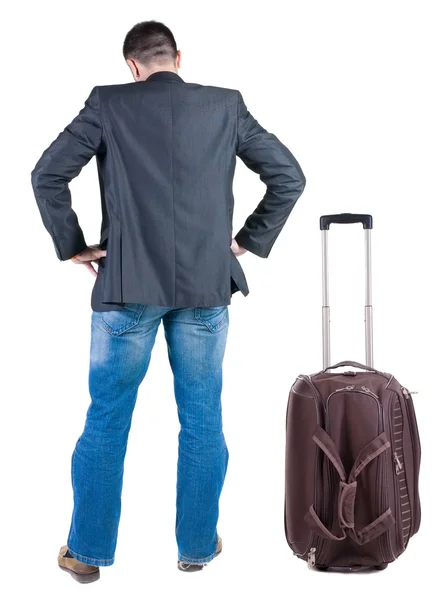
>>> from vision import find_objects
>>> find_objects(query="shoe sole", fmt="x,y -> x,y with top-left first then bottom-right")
177,547 -> 222,572
59,565 -> 100,584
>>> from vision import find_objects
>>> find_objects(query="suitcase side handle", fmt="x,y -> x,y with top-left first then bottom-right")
320,213 -> 373,230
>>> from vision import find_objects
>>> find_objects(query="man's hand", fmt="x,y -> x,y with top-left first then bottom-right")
71,245 -> 107,277
231,238 -> 247,257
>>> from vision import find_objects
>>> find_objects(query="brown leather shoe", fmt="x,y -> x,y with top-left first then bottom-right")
58,545 -> 100,584
177,536 -> 223,572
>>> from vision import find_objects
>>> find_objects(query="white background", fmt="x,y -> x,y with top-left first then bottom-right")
1,1 -> 437,598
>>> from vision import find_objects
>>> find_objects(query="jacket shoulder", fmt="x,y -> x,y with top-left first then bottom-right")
183,83 -> 240,111
189,83 -> 239,99
94,82 -> 138,97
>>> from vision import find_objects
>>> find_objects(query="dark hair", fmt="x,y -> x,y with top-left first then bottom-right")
123,21 -> 177,67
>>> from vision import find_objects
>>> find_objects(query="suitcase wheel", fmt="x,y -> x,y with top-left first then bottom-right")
374,564 -> 388,571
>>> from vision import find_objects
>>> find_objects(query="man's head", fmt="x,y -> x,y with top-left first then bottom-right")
123,21 -> 181,81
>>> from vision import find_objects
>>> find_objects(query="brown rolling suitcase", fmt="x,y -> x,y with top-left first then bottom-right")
284,214 -> 421,571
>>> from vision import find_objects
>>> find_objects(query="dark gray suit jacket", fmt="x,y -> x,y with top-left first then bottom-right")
31,71 -> 306,310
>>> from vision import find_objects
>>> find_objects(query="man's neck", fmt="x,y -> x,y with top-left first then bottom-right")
145,66 -> 178,80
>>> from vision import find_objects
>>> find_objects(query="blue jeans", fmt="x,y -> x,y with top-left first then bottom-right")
66,304 -> 229,567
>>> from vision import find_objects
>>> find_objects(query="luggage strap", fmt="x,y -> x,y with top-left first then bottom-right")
305,426 -> 395,545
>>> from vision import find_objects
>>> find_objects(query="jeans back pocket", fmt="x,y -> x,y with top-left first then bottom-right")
98,303 -> 145,336
194,306 -> 228,333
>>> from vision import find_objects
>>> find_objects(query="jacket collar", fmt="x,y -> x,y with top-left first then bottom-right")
145,70 -> 184,83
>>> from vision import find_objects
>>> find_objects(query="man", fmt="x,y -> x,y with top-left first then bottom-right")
31,20 -> 306,583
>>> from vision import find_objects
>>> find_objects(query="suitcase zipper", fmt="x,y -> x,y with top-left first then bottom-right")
377,441 -> 391,561
302,375 -> 324,404
360,386 -> 379,399
393,452 -> 403,475
402,387 -> 421,534
325,385 -> 380,406
392,444 -> 404,553
376,392 -> 395,562
290,377 -> 324,561
300,376 -> 326,564
385,392 -> 406,560
320,445 -> 335,567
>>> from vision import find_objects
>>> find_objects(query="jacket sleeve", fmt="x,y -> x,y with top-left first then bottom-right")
234,91 -> 306,258
31,87 -> 102,260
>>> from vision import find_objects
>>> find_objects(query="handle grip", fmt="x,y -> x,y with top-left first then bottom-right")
320,213 -> 373,230
323,360 -> 375,372
320,360 -> 387,378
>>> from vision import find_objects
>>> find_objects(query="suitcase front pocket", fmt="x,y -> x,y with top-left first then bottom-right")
305,386 -> 396,567
305,425 -> 395,547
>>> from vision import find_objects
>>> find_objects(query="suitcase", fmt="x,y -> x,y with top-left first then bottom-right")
284,213 -> 421,571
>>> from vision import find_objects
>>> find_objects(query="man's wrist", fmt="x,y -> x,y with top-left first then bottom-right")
70,250 -> 85,260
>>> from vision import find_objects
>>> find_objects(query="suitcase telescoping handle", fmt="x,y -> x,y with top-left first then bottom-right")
320,213 -> 374,370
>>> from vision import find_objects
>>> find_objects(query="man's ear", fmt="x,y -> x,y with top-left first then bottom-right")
176,50 -> 182,69
126,58 -> 140,80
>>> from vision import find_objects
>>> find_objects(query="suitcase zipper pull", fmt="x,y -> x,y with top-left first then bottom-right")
393,452 -> 403,475
402,387 -> 418,398
308,547 -> 316,567
361,386 -> 379,399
